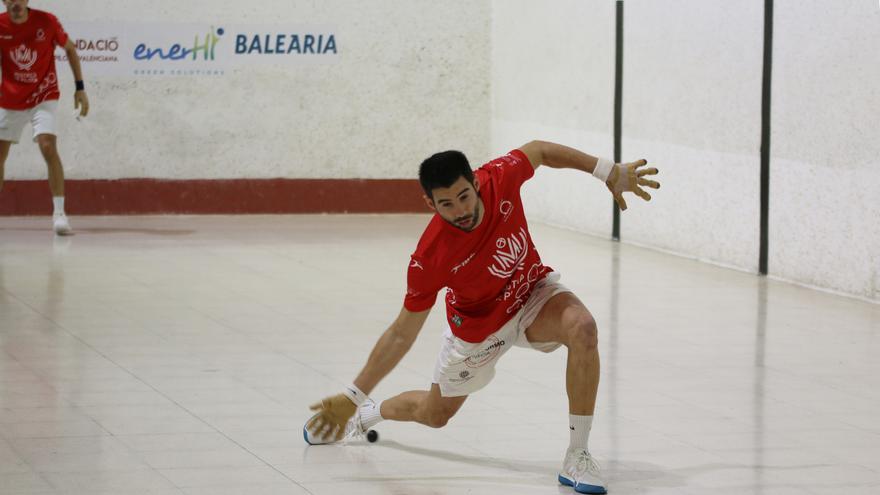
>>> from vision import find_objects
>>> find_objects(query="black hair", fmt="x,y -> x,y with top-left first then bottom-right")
418,150 -> 475,198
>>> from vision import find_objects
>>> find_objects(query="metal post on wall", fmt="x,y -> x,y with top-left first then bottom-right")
612,0 -> 624,241
759,0 -> 774,275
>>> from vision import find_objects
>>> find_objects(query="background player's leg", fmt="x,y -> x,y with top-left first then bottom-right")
36,134 -> 65,198
36,134 -> 71,235
379,383 -> 467,428
0,140 -> 10,192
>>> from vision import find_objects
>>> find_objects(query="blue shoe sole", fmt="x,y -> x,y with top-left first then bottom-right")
558,474 -> 607,494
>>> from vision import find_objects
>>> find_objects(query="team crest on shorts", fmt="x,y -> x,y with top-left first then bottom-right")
450,369 -> 473,384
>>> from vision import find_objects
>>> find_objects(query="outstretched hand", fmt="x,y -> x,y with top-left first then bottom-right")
606,159 -> 660,210
74,91 -> 89,118
306,393 -> 357,442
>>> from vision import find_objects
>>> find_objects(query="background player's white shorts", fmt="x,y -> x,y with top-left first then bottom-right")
433,272 -> 570,397
0,101 -> 59,144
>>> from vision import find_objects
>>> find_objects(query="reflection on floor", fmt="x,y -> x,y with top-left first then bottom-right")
1,215 -> 878,495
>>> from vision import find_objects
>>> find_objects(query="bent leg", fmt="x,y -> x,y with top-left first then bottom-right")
380,384 -> 468,428
525,292 -> 600,415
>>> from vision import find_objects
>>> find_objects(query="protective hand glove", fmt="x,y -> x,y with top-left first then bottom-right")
606,159 -> 660,210
306,393 -> 357,442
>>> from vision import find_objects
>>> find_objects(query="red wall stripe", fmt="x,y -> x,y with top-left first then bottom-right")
0,179 -> 428,215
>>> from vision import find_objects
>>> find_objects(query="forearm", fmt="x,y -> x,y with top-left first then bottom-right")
65,49 -> 84,82
352,322 -> 417,395
534,140 -> 602,174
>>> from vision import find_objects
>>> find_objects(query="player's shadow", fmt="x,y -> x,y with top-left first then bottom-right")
375,439 -> 566,476
367,441 -> 829,491
336,439 -> 688,488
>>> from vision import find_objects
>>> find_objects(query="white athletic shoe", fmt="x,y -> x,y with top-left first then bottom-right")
53,213 -> 72,236
303,398 -> 374,445
558,449 -> 607,494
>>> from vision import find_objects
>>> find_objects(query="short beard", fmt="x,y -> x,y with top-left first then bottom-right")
451,198 -> 482,232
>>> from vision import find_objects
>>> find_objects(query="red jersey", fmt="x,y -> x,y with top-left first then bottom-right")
404,149 -> 553,343
0,9 -> 69,110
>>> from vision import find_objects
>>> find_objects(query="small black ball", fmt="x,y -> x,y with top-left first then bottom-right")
366,429 -> 379,443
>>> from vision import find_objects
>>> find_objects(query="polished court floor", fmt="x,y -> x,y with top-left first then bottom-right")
1,215 -> 878,495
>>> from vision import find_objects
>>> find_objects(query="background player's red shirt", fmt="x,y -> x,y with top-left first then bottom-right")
0,9 -> 69,110
404,150 -> 553,343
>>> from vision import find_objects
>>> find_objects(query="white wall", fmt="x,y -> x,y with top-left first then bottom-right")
491,0 -> 765,272
6,1 -> 490,180
770,0 -> 880,301
491,0 -> 616,238
620,0 -> 764,272
491,1 -> 878,302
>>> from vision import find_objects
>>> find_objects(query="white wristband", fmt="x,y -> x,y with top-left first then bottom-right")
342,383 -> 367,406
592,157 -> 614,183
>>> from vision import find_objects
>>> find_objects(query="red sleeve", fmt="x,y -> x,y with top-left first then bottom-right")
403,255 -> 441,312
50,14 -> 69,47
480,149 -> 535,190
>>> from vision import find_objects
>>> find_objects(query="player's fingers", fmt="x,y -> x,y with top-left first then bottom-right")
635,187 -> 652,201
306,414 -> 325,433
309,402 -> 323,411
638,178 -> 660,189
325,421 -> 341,440
316,420 -> 332,439
637,167 -> 659,177
615,193 -> 628,211
81,101 -> 89,117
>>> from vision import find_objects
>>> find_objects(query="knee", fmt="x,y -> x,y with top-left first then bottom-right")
425,409 -> 456,429
565,311 -> 599,351
37,138 -> 57,158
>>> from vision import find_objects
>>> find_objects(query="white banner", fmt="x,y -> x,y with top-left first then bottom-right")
55,22 -> 340,77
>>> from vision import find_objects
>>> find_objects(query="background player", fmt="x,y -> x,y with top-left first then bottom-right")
0,0 -> 89,234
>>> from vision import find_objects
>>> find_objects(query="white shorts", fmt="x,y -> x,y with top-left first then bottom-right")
0,100 -> 59,144
432,272 -> 571,397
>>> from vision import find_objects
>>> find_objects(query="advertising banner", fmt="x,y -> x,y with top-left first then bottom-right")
55,22 -> 339,77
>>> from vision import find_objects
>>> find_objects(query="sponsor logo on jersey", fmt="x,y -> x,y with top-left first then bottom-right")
451,252 -> 475,274
499,200 -> 513,222
10,44 -> 37,71
488,228 -> 529,279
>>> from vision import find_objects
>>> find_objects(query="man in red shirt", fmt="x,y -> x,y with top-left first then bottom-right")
0,0 -> 89,234
305,141 -> 659,494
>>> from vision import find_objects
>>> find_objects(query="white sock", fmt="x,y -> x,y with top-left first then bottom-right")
361,400 -> 385,430
569,414 -> 593,452
52,196 -> 65,215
